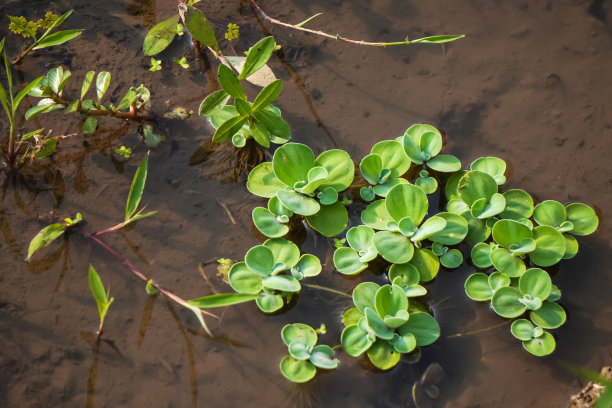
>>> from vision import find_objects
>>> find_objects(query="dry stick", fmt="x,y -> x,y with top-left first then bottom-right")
446,320 -> 510,339
249,0 -> 417,47
217,199 -> 237,224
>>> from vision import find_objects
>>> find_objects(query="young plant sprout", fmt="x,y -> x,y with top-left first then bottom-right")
88,265 -> 114,340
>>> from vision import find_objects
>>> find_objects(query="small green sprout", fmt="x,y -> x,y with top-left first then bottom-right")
315,324 -> 327,334
114,145 -> 132,159
64,212 -> 82,227
333,238 -> 346,249
88,265 -> 114,340
149,57 -> 162,72
225,23 -> 240,41
175,56 -> 189,69
217,258 -> 233,283
174,23 -> 184,36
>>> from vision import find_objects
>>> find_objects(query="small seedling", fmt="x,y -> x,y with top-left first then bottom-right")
149,58 -> 162,72
88,265 -> 114,340
174,56 -> 189,69
114,145 -> 132,159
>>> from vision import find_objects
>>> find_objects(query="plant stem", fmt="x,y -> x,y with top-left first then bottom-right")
7,123 -> 16,166
51,95 -> 155,122
12,41 -> 38,65
303,283 -> 351,298
446,320 -> 510,339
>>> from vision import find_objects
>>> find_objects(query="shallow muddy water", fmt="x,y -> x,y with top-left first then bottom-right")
1,0 -> 611,407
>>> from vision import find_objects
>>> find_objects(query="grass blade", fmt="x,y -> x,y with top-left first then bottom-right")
33,29 -> 82,50
125,154 -> 149,221
188,293 -> 259,308
27,223 -> 66,260
296,13 -> 323,28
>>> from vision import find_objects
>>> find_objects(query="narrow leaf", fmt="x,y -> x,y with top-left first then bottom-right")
117,87 -> 138,111
238,36 -> 276,80
252,79 -> 282,112
179,4 -> 219,53
198,89 -> 230,116
82,116 -> 98,134
81,71 -> 95,100
296,13 -> 323,27
88,265 -> 108,307
126,154 -> 149,221
217,63 -> 246,99
188,293 -> 259,308
143,14 -> 180,56
410,34 -> 465,44
39,9 -> 74,39
95,71 -> 111,102
33,29 -> 83,49
27,223 -> 66,260
212,115 -> 247,143
13,76 -> 44,111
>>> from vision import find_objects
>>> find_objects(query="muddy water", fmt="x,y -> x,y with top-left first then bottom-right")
1,0 -> 611,407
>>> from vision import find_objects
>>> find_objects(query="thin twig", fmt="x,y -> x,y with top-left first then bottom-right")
217,199 -> 237,224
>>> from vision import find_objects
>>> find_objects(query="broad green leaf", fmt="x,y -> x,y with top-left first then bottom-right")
522,331 -> 555,356
464,273 -> 493,301
280,356 -> 316,383
371,140 -> 411,177
268,196 -> 293,217
530,226 -> 566,267
490,247 -> 526,277
373,231 -> 414,264
315,149 -> 355,192
410,34 -> 465,44
534,200 -> 566,229
352,281 -> 380,312
398,312 -> 440,346
238,36 -> 276,80
562,234 -> 579,259
361,200 -> 394,230
264,238 -> 300,269
440,249 -> 463,268
445,170 -> 468,201
519,268 -> 552,300
88,265 -> 110,314
403,124 -> 440,163
427,154 -> 462,172
471,243 -> 492,268
253,109 -> 291,143
565,203 -> 599,236
247,162 -> 286,198
341,325 -> 373,357
33,29 -> 82,50
500,189 -> 534,220
125,154 -> 149,221
364,307 -> 394,340
391,331 -> 417,354
410,216 -> 447,243
82,116 -> 98,134
373,178 -> 409,197
491,286 -> 526,318
458,171 -> 498,205
117,87 -> 138,111
347,225 -> 375,252
367,339 -> 401,370
360,154 -> 383,185
143,14 -> 179,56
199,89 -> 230,116
95,71 -> 110,102
415,175 -> 438,194
374,284 -> 409,327
252,207 -> 288,238
212,115 -> 247,143
288,341 -> 311,360
218,63 -> 246,100
388,263 -> 420,286
27,223 -> 66,260
293,254 -> 321,278
470,157 -> 506,184
277,190 -> 320,216
488,271 -> 510,291
342,307 -> 363,327
188,293 -> 258,308
334,247 -> 368,275
228,262 -> 263,294
80,71 -> 95,100
511,319 -> 535,341
179,4 -> 218,53
530,301 -> 566,329
471,193 -> 506,219
252,79 -> 282,112
492,219 -> 532,248
385,183 -> 428,225
427,212 -> 468,245
256,293 -> 284,312
225,55 -> 277,87
262,275 -> 301,292
310,345 -> 338,370
282,323 -> 318,346
306,202 -> 348,237
409,248 -> 440,282
244,245 -> 275,276
273,143 -> 314,186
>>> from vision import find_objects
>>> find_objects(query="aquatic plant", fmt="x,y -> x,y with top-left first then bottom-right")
248,142 -> 354,237
341,282 -> 440,370
280,323 -> 338,383
88,265 -> 114,340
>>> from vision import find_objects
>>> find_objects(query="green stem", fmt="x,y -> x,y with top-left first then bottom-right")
12,41 -> 38,65
446,320 -> 510,339
303,283 -> 351,298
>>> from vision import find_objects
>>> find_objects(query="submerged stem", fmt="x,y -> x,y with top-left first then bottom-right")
303,283 -> 351,298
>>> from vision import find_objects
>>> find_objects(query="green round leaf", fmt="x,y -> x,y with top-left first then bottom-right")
367,339 -> 401,370
315,149 -> 355,192
427,155 -> 462,172
562,234 -> 579,259
347,225 -> 375,252
464,273 -> 493,301
310,345 -> 338,370
318,187 -> 338,205
440,249 -> 463,268
391,332 -> 417,354
272,143 -> 314,186
403,124 -> 442,163
428,212 -> 469,245
306,202 -> 348,237
471,243 -> 492,268
375,284 -> 409,327
334,247 -> 368,275
282,323 -> 318,347
341,325 -> 373,357
409,248 -> 440,282
519,268 -> 552,300
244,245 -> 275,276
500,189 -> 534,220
361,187 -> 376,201
294,254 -> 321,278
522,331 -> 556,356
463,212 -> 491,243
256,292 -> 284,312
471,193 -> 506,219
488,271 -> 511,291
492,219 -> 533,248
365,307 -> 395,340
565,203 -> 599,236
252,207 -> 289,238
268,196 -> 293,217
280,355 -> 316,383
342,307 -> 363,327
264,238 -> 300,269
490,247 -> 526,278
529,301 -> 566,329
530,226 -> 566,267
288,341 -> 311,360
398,312 -> 440,346
388,263 -> 420,286
386,183 -> 428,225
410,216 -> 447,243
143,14 -> 179,56
361,200 -> 394,230
247,162 -> 287,198
372,177 -> 409,198
277,190 -> 320,216
458,171 -> 498,205
373,231 -> 414,264
228,262 -> 263,294
360,154 -> 383,185
491,286 -> 526,318
415,176 -> 438,195
371,140 -> 411,177
547,285 -> 562,302
534,200 -> 567,229
352,282 -> 381,312
511,319 -> 535,341
262,275 -> 301,292
445,170 -> 468,201
470,157 -> 506,184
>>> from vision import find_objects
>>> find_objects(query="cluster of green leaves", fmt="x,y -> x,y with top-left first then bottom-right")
26,66 -> 151,135
199,36 -> 291,148
7,10 -> 81,53
247,142 -> 354,237
225,23 -> 240,41
341,282 -> 440,370
280,323 -> 338,382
